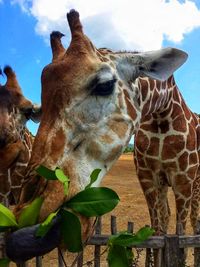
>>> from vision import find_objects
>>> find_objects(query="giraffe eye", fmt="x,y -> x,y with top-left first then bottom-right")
92,79 -> 116,96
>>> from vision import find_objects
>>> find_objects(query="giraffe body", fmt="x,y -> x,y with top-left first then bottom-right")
0,66 -> 41,206
14,10 -> 198,248
0,129 -> 34,206
134,76 -> 200,234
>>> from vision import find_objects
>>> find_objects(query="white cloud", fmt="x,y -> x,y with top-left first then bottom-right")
13,0 -> 200,51
11,0 -> 32,12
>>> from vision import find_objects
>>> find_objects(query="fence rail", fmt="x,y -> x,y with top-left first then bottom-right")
4,216 -> 200,267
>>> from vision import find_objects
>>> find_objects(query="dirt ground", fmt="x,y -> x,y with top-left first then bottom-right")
12,154 -> 195,267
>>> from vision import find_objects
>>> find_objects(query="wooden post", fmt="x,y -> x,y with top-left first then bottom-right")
111,216 -> 117,235
58,249 -> 64,267
153,248 -> 163,267
77,252 -> 83,267
176,222 -> 185,266
145,225 -> 153,267
145,248 -> 154,267
127,221 -> 135,266
36,256 -> 42,267
194,219 -> 200,267
164,235 -> 180,267
94,217 -> 102,267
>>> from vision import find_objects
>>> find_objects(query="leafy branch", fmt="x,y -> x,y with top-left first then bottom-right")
0,166 -> 154,267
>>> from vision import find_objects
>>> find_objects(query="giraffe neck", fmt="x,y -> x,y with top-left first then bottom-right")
137,75 -> 197,132
0,127 -> 34,206
138,76 -> 177,118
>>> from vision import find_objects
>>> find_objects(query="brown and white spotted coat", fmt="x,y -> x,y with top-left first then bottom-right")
0,66 -> 41,207
134,77 -> 200,234
15,10 -> 198,241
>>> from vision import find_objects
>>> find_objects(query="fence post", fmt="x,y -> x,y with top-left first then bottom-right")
144,225 -> 153,267
58,249 -> 65,267
176,222 -> 185,266
111,216 -> 117,235
36,256 -> 42,267
164,235 -> 180,267
194,219 -> 200,267
77,252 -> 83,267
94,217 -> 102,267
127,221 -> 134,266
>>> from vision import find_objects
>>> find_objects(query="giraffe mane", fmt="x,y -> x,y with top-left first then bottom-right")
99,48 -> 140,54
114,50 -> 140,54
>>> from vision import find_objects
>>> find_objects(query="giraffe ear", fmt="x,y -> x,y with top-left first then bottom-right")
136,47 -> 188,81
117,48 -> 188,82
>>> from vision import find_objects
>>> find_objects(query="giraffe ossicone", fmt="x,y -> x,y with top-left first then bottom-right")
11,9 -> 200,260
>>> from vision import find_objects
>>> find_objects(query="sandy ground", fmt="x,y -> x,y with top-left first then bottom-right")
11,154 -> 195,266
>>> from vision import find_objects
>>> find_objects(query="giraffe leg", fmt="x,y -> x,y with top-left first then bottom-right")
155,184 -> 171,267
173,178 -> 192,266
190,174 -> 200,267
173,182 -> 192,235
139,182 -> 161,233
138,172 -> 167,267
190,173 -> 200,232
158,184 -> 170,234
138,171 -> 169,234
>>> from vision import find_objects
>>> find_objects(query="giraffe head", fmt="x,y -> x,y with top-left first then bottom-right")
0,66 -> 41,171
17,10 -> 187,222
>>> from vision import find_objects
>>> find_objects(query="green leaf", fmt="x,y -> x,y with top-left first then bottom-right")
109,232 -> 135,246
109,232 -> 144,246
63,181 -> 69,196
60,209 -> 82,252
0,258 -> 10,267
55,169 -> 69,183
126,247 -> 134,264
0,203 -> 18,227
85,169 -> 101,189
109,227 -> 154,247
18,197 -> 44,228
65,187 -> 119,217
36,165 -> 57,180
55,169 -> 70,196
36,211 -> 58,237
107,245 -> 129,267
133,226 -> 155,244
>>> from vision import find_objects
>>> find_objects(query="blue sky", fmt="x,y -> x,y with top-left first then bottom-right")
1,0 -> 200,136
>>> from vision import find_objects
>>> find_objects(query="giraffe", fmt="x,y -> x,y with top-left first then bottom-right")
0,66 -> 41,207
13,10 -> 198,255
